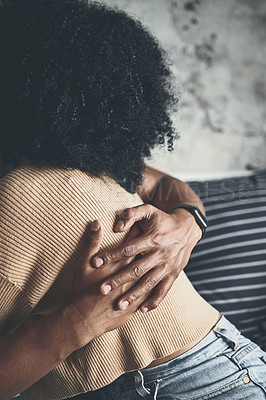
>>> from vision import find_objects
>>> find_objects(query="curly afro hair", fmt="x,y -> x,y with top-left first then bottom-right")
0,0 -> 178,193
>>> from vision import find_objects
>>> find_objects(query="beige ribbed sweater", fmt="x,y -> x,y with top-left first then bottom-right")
0,166 -> 219,400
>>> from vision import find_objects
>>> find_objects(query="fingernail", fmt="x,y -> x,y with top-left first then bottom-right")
91,221 -> 100,231
142,307 -> 149,313
94,257 -> 104,267
102,284 -> 112,295
120,300 -> 129,310
116,220 -> 124,230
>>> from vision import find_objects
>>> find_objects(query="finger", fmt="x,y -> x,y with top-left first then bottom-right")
99,251 -> 159,294
123,223 -> 143,265
122,288 -> 151,314
116,265 -> 166,310
82,220 -> 104,266
114,204 -> 156,232
93,233 -> 152,268
124,222 -> 143,243
139,275 -> 175,313
93,223 -> 144,268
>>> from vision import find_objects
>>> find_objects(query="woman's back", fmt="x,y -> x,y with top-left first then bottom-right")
0,165 -> 219,399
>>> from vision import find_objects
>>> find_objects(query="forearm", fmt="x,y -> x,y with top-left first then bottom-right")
138,166 -> 205,215
152,175 -> 205,215
0,306 -> 80,399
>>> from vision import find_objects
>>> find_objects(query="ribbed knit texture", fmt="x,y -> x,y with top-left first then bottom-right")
0,166 -> 219,400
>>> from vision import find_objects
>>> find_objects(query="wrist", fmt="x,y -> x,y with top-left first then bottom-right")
61,302 -> 95,351
170,207 -> 203,242
43,307 -> 82,361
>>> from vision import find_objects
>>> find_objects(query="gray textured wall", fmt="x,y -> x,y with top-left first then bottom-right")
101,0 -> 266,176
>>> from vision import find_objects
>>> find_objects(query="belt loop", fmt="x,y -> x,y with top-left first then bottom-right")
213,324 -> 241,350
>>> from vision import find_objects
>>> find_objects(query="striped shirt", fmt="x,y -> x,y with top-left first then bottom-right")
187,171 -> 266,350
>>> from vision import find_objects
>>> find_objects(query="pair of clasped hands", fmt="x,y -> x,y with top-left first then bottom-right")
70,203 -> 201,348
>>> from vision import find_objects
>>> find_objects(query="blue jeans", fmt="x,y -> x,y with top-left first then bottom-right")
72,316 -> 266,400
14,316 -> 266,399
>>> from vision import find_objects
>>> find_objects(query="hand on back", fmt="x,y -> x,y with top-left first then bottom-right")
67,220 -> 146,349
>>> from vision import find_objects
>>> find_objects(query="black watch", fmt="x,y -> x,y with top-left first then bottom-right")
171,204 -> 208,239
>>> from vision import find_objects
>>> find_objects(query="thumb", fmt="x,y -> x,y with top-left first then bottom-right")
73,220 -> 104,294
82,219 -> 104,264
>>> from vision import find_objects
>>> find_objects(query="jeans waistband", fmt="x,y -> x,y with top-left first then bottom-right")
116,316 -> 243,387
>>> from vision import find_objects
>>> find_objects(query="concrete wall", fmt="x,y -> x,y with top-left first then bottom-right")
101,0 -> 266,177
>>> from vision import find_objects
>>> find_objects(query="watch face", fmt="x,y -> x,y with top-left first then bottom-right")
194,208 -> 208,229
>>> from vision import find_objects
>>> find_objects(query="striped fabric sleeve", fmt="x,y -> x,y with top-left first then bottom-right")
186,171 -> 266,351
0,273 -> 32,335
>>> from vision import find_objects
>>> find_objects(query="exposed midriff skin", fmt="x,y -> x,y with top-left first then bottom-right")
146,314 -> 221,369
